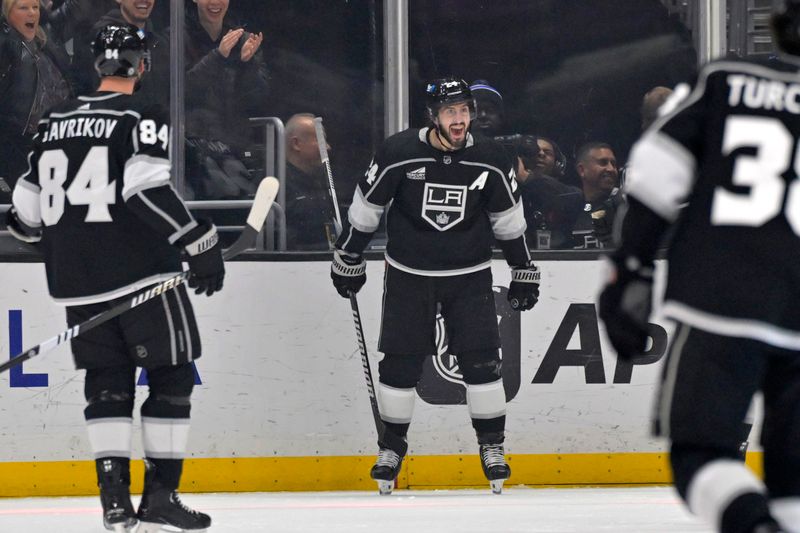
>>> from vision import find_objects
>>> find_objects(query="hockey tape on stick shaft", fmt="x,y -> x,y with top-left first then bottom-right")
313,117 -> 343,235
0,176 -> 280,375
313,118 -> 408,456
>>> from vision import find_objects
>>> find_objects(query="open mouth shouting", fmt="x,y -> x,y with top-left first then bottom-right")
449,123 -> 466,141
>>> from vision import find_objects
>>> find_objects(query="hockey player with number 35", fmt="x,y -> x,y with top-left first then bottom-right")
598,2 -> 800,532
6,24 -> 223,532
330,78 -> 541,495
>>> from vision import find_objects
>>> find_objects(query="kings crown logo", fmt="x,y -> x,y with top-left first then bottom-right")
436,212 -> 450,225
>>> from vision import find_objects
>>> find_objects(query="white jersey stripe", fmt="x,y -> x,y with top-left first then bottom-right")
348,187 -> 385,233
122,154 -> 171,200
663,300 -> 800,350
625,131 -> 697,221
385,253 -> 492,277
488,201 -> 526,240
12,180 -> 42,228
364,157 -> 436,199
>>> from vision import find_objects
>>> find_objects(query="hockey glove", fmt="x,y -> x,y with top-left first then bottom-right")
598,255 -> 653,360
508,263 -> 541,311
179,220 -> 225,296
5,207 -> 41,243
331,249 -> 366,298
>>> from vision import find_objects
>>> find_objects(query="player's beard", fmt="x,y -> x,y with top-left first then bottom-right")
436,123 -> 467,150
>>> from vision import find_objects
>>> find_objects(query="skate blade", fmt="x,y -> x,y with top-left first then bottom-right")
136,523 -> 207,533
489,479 -> 504,495
377,479 -> 394,495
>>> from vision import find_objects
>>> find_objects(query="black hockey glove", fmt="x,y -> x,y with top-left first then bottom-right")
179,220 -> 225,297
598,255 -> 653,360
5,207 -> 41,243
331,249 -> 366,298
508,263 -> 541,311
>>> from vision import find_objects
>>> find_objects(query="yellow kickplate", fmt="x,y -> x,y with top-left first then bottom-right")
0,452 -> 763,497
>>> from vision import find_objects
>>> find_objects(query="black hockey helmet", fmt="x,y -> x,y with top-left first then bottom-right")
425,77 -> 475,121
772,0 -> 800,56
91,23 -> 150,78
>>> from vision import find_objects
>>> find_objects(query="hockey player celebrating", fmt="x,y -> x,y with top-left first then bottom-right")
598,2 -> 800,532
6,24 -> 223,532
330,77 -> 540,495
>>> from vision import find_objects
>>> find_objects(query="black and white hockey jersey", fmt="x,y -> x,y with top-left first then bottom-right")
336,128 -> 530,274
13,92 -> 198,305
625,58 -> 800,348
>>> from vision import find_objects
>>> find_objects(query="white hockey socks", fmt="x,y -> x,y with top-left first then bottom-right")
142,417 -> 191,459
466,379 -> 507,421
86,417 -> 133,458
687,459 -> 767,530
377,383 -> 416,425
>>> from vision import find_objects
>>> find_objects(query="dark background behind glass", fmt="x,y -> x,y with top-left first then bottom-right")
408,0 -> 697,174
213,0 -> 384,201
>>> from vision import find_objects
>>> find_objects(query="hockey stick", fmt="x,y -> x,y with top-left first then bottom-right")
314,118 -> 408,457
0,176 -> 280,375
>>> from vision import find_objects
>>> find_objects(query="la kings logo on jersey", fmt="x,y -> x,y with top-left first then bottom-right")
422,183 -> 466,231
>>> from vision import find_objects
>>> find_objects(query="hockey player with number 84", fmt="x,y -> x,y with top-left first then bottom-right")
6,24 -> 225,532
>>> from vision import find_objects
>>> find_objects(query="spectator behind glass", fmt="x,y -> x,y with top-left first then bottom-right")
284,113 -> 336,251
571,142 -> 623,249
0,0 -> 72,197
68,0 -> 168,103
40,0 -> 112,44
183,0 -> 267,200
641,85 -> 673,132
469,80 -> 504,137
512,135 -> 582,250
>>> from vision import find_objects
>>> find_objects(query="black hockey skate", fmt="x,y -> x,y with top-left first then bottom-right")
137,464 -> 211,532
97,459 -> 138,532
479,443 -> 511,495
370,448 -> 404,495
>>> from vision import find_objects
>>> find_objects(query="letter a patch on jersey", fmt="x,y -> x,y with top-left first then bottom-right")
469,171 -> 489,190
421,183 -> 467,231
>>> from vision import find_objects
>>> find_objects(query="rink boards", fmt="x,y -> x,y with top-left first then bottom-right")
0,258 -> 762,496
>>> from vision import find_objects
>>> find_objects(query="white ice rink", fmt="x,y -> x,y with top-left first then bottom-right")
0,487 -> 713,532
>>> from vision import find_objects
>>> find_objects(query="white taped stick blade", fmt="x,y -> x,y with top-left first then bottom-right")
246,176 -> 279,231
313,118 -> 331,162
